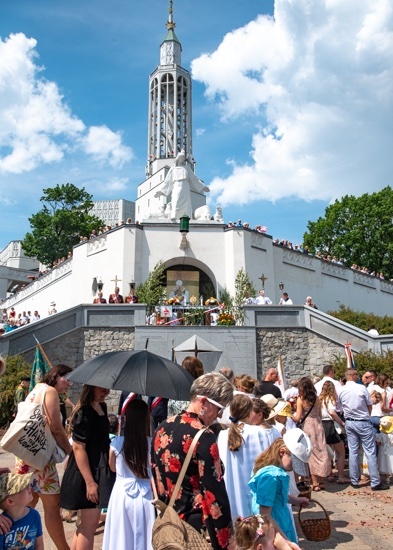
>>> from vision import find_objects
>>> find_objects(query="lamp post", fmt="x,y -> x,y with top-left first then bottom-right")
179,214 -> 190,250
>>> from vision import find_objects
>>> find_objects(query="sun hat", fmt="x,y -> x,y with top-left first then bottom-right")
379,416 -> 393,434
260,394 -> 278,409
267,400 -> 293,420
283,428 -> 312,477
0,473 -> 33,505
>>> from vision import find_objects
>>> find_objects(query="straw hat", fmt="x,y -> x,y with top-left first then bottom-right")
267,400 -> 293,420
379,416 -> 393,434
260,394 -> 278,409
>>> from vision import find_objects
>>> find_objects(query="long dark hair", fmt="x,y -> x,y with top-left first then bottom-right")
122,399 -> 150,479
298,377 -> 317,405
44,364 -> 72,387
68,385 -> 97,429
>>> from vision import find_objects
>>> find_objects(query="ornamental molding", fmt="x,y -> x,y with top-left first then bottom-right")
251,233 -> 267,251
87,235 -> 107,256
353,272 -> 377,289
321,262 -> 348,280
380,280 -> 393,295
282,250 -> 315,271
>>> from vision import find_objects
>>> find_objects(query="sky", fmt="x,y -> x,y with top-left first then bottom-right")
1,0 -> 393,252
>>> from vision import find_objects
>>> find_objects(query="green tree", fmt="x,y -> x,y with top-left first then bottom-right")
233,268 -> 257,325
22,183 -> 103,266
136,261 -> 167,315
0,354 -> 31,427
303,186 -> 393,278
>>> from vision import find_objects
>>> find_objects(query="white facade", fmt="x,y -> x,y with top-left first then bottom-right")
2,225 -> 393,319
90,199 -> 135,227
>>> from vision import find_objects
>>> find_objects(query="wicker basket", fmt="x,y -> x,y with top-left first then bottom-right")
297,481 -> 312,501
299,499 -> 331,542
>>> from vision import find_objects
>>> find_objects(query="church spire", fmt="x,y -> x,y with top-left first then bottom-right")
166,0 -> 175,31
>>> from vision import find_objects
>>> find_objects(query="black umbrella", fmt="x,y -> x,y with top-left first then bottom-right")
66,350 -> 194,400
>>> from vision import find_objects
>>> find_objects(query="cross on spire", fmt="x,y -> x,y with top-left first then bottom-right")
166,0 -> 176,30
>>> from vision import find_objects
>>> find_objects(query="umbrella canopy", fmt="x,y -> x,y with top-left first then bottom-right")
66,350 -> 194,400
174,335 -> 222,373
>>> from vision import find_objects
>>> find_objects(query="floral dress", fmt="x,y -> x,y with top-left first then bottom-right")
151,411 -> 232,549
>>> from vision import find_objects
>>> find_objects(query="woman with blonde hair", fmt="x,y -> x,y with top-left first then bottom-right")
235,374 -> 257,396
319,381 -> 348,483
249,431 -> 311,544
218,394 -> 280,520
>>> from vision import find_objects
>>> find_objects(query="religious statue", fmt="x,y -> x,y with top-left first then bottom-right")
154,151 -> 209,219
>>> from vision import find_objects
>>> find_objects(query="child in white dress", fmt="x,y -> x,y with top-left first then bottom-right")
103,400 -> 154,550
375,416 -> 393,484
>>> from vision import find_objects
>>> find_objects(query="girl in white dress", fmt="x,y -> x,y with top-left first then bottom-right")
103,399 -> 154,550
218,394 -> 281,520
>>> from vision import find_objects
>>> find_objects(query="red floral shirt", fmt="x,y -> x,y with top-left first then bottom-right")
151,411 -> 232,548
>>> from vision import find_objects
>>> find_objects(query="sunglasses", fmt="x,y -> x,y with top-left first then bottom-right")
197,395 -> 225,417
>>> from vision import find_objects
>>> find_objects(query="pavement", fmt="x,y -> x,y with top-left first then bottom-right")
1,446 -> 392,550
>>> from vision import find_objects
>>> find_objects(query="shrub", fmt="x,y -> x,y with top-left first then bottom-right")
0,354 -> 31,427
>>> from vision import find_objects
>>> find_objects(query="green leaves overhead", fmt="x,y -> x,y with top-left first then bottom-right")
303,187 -> 393,279
22,184 -> 103,266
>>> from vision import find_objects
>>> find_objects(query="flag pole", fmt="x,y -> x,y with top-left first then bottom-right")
32,334 -> 53,369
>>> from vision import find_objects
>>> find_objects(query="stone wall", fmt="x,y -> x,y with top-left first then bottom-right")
256,328 -> 344,381
22,328 -> 135,413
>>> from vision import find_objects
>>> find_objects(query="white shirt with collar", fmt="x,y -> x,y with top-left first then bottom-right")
338,381 -> 372,420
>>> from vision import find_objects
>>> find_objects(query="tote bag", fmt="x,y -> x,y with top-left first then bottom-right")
1,384 -> 56,470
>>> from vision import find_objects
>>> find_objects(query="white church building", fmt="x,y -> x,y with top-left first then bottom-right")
1,3 -> 393,320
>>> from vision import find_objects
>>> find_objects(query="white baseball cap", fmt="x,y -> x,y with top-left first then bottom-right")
283,428 -> 312,477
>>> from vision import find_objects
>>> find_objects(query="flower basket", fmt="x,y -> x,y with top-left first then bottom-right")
299,499 -> 331,542
167,297 -> 183,305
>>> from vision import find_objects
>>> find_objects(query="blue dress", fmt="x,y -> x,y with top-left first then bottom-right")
249,465 -> 297,543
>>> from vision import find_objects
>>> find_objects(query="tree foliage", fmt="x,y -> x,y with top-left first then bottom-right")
233,268 -> 257,325
303,186 -> 393,279
330,350 -> 393,382
0,354 -> 31,427
136,261 -> 167,314
22,183 -> 103,266
328,305 -> 393,335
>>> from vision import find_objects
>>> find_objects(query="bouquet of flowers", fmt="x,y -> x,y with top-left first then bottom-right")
217,312 -> 236,326
205,297 -> 219,306
167,297 -> 183,305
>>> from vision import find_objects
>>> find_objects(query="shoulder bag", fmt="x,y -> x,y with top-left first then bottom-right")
151,427 -> 212,550
296,399 -> 315,430
1,385 -> 56,470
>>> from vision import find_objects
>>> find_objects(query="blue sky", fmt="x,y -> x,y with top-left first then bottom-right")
1,0 -> 392,252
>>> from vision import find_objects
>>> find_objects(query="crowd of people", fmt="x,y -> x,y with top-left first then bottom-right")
1,357 -> 392,549
1,308 -> 42,334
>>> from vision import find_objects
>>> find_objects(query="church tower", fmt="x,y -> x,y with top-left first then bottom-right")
135,0 -> 207,221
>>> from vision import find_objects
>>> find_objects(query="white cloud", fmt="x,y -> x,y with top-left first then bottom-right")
0,32 -> 132,174
101,176 -> 129,193
191,0 -> 393,206
81,126 -> 133,168
195,128 -> 205,137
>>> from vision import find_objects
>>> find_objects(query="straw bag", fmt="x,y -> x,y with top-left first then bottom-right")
1,385 -> 56,470
151,428 -> 212,550
298,499 -> 331,542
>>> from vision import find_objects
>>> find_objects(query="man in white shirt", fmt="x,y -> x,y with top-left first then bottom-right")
279,292 -> 293,305
338,369 -> 389,491
362,370 -> 377,392
255,289 -> 272,305
314,364 -> 342,396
